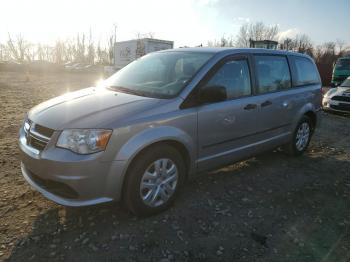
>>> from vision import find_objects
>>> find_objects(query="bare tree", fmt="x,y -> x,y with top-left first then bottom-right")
235,22 -> 279,47
7,34 -> 30,62
207,35 -> 234,47
281,38 -> 293,50
87,30 -> 95,64
96,41 -> 109,64
53,40 -> 66,64
0,43 -> 10,61
314,42 -> 339,64
336,39 -> 346,55
292,34 -> 313,55
323,42 -> 336,55
76,34 -> 86,63
108,34 -> 114,65
235,24 -> 250,47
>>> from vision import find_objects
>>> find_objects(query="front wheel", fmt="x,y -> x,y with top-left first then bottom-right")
284,116 -> 313,156
123,144 -> 186,216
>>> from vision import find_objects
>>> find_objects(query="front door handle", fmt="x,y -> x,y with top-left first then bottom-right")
244,104 -> 257,110
261,100 -> 272,107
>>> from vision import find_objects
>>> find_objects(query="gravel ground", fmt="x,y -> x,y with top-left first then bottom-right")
0,71 -> 349,262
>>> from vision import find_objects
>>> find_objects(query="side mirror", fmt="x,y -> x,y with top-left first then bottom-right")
198,85 -> 227,104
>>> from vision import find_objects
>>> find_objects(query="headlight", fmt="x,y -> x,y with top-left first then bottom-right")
24,119 -> 31,133
57,129 -> 112,154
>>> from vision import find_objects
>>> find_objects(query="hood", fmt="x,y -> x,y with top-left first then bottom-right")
28,87 -> 162,130
327,86 -> 350,97
337,86 -> 350,93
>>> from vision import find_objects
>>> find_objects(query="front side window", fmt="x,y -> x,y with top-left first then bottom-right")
105,52 -> 213,98
203,59 -> 252,100
255,55 -> 291,93
293,56 -> 320,86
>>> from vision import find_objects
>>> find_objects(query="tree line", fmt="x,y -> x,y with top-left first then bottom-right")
208,22 -> 349,65
1,22 -> 349,66
0,32 -> 115,65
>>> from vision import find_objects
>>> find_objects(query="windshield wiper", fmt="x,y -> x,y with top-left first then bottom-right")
109,86 -> 148,97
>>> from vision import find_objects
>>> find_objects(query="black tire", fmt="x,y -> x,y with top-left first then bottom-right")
284,115 -> 313,156
123,144 -> 186,216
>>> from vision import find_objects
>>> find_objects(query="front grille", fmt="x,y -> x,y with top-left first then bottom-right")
33,124 -> 55,138
330,103 -> 350,112
24,121 -> 54,152
28,135 -> 47,151
28,169 -> 79,199
331,96 -> 350,102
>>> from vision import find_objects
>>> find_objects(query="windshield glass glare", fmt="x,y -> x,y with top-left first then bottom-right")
105,51 -> 213,98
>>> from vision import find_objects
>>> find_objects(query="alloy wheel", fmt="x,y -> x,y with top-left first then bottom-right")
140,158 -> 178,207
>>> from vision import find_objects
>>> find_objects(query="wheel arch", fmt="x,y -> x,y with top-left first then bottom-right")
304,110 -> 317,130
115,126 -> 196,199
293,103 -> 318,131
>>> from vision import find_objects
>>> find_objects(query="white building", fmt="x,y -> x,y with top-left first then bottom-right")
114,38 -> 174,69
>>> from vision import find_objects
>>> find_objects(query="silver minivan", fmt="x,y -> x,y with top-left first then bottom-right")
19,48 -> 322,215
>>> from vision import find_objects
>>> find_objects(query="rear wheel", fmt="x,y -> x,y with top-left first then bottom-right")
284,116 -> 313,156
123,144 -> 186,216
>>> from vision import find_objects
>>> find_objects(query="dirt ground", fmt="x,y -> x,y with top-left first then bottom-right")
0,71 -> 349,262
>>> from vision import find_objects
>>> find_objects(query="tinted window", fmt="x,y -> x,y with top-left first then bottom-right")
335,59 -> 350,70
204,59 -> 251,99
293,56 -> 320,86
255,55 -> 291,93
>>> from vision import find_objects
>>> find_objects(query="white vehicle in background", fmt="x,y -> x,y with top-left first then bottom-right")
64,63 -> 81,71
114,38 -> 174,70
103,38 -> 174,77
323,77 -> 350,114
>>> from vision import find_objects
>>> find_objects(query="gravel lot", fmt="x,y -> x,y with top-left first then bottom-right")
0,71 -> 349,262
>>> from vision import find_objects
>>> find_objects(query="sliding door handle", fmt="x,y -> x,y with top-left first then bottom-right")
244,104 -> 257,110
261,100 -> 272,107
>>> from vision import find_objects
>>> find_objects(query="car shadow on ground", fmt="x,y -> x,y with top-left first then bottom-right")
6,150 -> 350,262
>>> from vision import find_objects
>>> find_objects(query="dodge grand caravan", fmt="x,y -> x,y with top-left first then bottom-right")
19,48 -> 322,215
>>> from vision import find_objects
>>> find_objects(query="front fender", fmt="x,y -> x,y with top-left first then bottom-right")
115,125 -> 196,173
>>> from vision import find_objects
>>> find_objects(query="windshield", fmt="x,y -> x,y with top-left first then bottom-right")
341,78 -> 350,87
335,59 -> 350,70
105,51 -> 213,98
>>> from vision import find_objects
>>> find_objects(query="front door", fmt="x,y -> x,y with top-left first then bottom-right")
196,56 -> 260,171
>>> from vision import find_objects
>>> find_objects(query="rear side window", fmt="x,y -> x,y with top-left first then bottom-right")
254,55 -> 291,94
292,56 -> 320,86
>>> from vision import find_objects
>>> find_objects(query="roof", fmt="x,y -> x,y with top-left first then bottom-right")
250,40 -> 278,44
115,38 -> 173,44
160,47 -> 311,58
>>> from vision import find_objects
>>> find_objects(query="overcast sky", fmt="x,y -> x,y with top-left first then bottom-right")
1,0 -> 349,47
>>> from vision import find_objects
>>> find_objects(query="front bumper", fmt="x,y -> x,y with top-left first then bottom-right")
19,127 -> 127,207
323,97 -> 350,114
